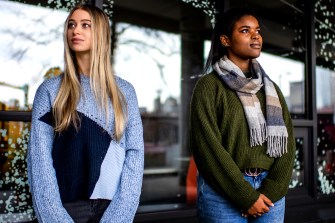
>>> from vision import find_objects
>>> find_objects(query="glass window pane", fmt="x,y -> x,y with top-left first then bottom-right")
225,0 -> 306,118
0,121 -> 34,222
315,0 -> 335,195
258,54 -> 305,116
289,137 -> 304,188
114,23 -> 181,114
0,1 -> 67,111
114,23 -> 184,207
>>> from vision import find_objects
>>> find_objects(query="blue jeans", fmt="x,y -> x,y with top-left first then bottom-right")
197,172 -> 285,223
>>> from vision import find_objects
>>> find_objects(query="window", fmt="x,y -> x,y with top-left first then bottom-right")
315,0 -> 335,196
0,121 -> 33,222
0,1 -> 67,111
113,23 -> 183,207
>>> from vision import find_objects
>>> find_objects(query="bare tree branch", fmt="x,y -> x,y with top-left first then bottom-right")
119,39 -> 179,57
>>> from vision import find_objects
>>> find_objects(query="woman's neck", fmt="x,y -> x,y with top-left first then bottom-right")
75,52 -> 91,76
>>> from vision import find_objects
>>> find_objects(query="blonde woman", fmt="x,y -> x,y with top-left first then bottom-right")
28,4 -> 144,223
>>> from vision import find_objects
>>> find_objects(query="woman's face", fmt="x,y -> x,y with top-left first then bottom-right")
222,15 -> 262,62
67,9 -> 92,54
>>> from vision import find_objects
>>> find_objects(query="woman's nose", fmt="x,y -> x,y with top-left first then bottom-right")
252,33 -> 260,39
73,26 -> 80,35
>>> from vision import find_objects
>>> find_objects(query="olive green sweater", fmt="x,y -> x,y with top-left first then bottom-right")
189,72 -> 296,210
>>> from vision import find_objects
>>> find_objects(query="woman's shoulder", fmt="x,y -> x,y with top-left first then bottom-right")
194,71 -> 223,91
36,75 -> 63,96
115,75 -> 131,86
198,71 -> 220,83
115,75 -> 137,97
32,75 -> 63,114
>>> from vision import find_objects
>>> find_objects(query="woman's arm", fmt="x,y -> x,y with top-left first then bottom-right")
27,82 -> 74,222
100,84 -> 144,223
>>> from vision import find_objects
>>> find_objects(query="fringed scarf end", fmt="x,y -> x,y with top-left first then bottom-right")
250,124 -> 267,147
266,135 -> 288,158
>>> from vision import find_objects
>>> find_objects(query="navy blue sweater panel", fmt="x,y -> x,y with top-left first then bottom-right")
39,111 -> 111,202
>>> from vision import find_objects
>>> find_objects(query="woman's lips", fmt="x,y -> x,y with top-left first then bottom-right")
71,38 -> 83,43
250,43 -> 261,49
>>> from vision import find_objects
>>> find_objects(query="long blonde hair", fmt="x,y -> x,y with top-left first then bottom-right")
53,4 -> 126,142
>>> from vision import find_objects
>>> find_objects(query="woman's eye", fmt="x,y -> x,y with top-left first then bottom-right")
68,22 -> 75,29
256,29 -> 261,34
241,29 -> 248,33
82,23 -> 91,28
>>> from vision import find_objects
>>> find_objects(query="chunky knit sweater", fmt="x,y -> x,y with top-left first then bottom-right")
27,74 -> 144,223
189,72 -> 296,210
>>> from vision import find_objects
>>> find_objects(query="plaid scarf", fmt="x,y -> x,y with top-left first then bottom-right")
213,56 -> 288,157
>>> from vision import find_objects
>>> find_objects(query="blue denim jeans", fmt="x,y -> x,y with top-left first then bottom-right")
197,172 -> 285,223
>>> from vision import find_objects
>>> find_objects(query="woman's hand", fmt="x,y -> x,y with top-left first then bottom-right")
242,194 -> 274,218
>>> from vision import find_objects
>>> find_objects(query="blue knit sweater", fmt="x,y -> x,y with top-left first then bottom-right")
27,74 -> 144,223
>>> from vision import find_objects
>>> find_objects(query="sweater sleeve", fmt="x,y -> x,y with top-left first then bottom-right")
27,82 -> 74,222
257,84 -> 296,202
189,75 -> 261,210
100,84 -> 144,223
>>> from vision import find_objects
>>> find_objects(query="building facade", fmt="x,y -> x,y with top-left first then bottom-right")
0,0 -> 335,222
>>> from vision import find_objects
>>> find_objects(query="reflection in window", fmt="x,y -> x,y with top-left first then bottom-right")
114,23 -> 181,113
256,0 -> 306,118
315,0 -> 335,70
114,23 -> 184,206
0,1 -> 67,111
258,53 -> 304,116
289,137 -> 304,188
317,115 -> 335,195
315,0 -> 335,195
0,121 -> 34,222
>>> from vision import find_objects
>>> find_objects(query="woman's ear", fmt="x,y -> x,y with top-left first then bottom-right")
220,35 -> 230,47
